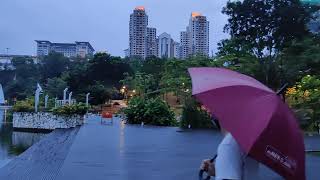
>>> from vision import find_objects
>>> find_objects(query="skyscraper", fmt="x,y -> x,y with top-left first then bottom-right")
190,12 -> 209,57
146,27 -> 158,57
129,6 -> 148,59
158,32 -> 172,58
172,41 -> 181,59
179,12 -> 209,58
180,30 -> 189,59
157,32 -> 179,59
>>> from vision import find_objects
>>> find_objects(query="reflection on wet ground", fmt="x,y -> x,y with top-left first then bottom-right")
0,113 -> 319,180
57,116 -> 320,180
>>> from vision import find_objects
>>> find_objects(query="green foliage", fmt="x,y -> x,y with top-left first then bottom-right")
87,52 -> 133,88
12,99 -> 34,112
286,75 -> 320,131
51,103 -> 88,116
85,82 -> 112,105
161,58 -> 219,92
124,97 -> 177,126
180,98 -> 214,129
40,52 -> 70,80
4,57 -> 40,100
45,77 -> 67,98
281,36 -> 320,84
220,0 -> 312,88
144,98 -> 176,126
5,110 -> 13,122
121,72 -> 157,96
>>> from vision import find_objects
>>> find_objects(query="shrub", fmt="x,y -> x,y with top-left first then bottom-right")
180,97 -> 215,129
144,98 -> 176,126
124,97 -> 177,126
286,75 -> 320,131
51,103 -> 88,116
12,99 -> 34,112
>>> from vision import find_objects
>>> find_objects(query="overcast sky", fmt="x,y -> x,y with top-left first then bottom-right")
0,0 -> 229,57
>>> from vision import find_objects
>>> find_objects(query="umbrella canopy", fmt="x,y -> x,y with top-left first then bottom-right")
189,67 -> 305,180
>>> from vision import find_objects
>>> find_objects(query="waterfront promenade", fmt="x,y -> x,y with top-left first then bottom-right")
0,116 -> 319,180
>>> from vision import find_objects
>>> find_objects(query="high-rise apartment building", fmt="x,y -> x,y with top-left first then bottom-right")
157,32 -> 179,59
129,6 -> 148,59
36,41 -> 94,58
158,32 -> 172,58
173,41 -> 181,59
146,27 -> 158,57
179,12 -> 209,58
180,30 -> 190,59
189,12 -> 209,56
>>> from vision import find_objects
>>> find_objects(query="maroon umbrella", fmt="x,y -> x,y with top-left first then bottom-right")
189,67 -> 305,180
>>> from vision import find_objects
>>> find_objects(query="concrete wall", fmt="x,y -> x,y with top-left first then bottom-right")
13,112 -> 84,130
12,131 -> 46,147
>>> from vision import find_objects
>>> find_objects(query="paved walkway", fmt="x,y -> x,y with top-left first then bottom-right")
0,116 -> 319,179
56,117 -> 222,180
56,116 -> 319,180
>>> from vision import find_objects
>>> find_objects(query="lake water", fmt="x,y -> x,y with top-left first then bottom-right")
0,110 -> 45,168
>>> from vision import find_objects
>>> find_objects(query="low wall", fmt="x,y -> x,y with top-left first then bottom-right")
13,112 -> 84,130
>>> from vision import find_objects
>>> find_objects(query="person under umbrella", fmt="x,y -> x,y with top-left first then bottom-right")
190,67 -> 305,180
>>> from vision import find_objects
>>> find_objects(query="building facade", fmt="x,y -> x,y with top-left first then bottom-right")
180,30 -> 190,59
158,32 -> 172,58
173,41 -> 181,59
190,12 -> 209,57
146,27 -> 158,57
129,6 -> 148,59
35,41 -> 94,58
157,32 -> 180,59
179,12 -> 209,59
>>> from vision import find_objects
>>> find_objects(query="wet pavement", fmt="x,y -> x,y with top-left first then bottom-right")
56,116 -> 320,180
0,128 -> 79,180
0,115 -> 319,180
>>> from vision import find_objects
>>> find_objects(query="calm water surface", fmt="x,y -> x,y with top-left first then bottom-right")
0,110 -> 45,168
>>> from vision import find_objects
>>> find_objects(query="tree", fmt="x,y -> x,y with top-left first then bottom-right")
120,72 -> 157,97
87,52 -> 133,88
45,77 -> 67,98
286,75 -> 320,131
221,0 -> 311,87
281,35 -> 320,84
216,38 -> 264,81
4,57 -> 41,100
40,52 -> 70,80
161,58 -> 219,93
85,81 -> 112,105
140,57 -> 166,84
